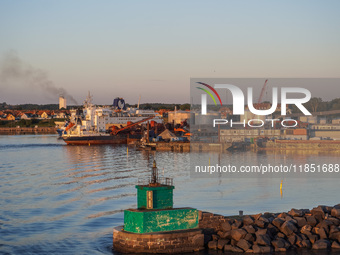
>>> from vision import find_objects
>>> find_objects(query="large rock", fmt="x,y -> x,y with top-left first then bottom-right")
231,246 -> 244,253
288,234 -> 297,246
329,231 -> 340,242
217,239 -> 229,249
294,216 -> 307,228
277,212 -> 287,218
253,244 -> 272,254
208,240 -> 217,249
331,208 -> 340,218
231,229 -> 247,241
243,215 -> 255,226
332,241 -> 340,249
253,213 -> 262,220
300,239 -> 312,248
308,234 -> 319,244
311,206 -> 326,221
244,225 -> 256,234
272,217 -> 285,228
224,244 -> 233,252
280,220 -> 298,236
256,228 -> 269,235
289,208 -> 304,217
232,220 -> 243,230
318,227 -> 329,239
277,232 -> 286,239
255,220 -> 266,228
237,239 -> 252,251
305,215 -> 318,227
258,216 -> 270,223
329,225 -> 340,236
244,233 -> 255,243
255,233 -> 271,246
327,217 -> 340,226
318,219 -> 333,230
219,230 -> 231,239
271,238 -> 287,249
267,223 -> 279,237
221,221 -> 232,232
301,224 -> 312,235
312,239 -> 331,250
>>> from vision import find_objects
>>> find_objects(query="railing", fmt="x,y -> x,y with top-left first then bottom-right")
137,177 -> 173,186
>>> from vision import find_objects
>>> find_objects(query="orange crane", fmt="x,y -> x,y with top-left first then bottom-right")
65,122 -> 75,131
111,116 -> 155,135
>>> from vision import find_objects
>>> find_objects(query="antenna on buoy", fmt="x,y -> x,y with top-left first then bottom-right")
150,160 -> 159,186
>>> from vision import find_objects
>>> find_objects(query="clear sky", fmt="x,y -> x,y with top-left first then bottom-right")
0,0 -> 339,105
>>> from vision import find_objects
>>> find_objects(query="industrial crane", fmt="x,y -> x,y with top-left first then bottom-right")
110,116 -> 155,135
247,79 -> 269,127
258,79 -> 268,104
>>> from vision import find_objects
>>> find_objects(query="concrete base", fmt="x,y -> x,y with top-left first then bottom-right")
113,226 -> 204,253
124,207 -> 198,233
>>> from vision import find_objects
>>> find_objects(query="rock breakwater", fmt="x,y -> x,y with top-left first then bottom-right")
199,204 -> 340,253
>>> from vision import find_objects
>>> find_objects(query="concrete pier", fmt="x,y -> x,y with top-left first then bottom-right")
113,226 -> 204,253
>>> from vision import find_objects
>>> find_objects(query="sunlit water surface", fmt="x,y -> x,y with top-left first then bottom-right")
0,135 -> 339,254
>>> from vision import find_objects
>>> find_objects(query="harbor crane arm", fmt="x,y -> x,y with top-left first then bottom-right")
111,116 -> 155,135
258,79 -> 268,104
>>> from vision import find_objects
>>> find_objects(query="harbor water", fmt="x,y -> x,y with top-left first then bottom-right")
0,135 -> 339,254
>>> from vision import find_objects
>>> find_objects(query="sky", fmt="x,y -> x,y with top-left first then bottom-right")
0,0 -> 340,105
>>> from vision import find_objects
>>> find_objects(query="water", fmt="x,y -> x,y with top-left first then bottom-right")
0,135 -> 339,254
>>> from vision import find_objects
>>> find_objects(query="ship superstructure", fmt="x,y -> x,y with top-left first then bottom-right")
68,92 -> 163,133
62,92 -> 163,145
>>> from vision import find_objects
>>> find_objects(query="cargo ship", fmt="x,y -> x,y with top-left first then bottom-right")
61,93 -> 162,145
62,133 -> 128,145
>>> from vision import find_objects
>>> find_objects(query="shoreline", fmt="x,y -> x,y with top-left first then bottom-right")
0,127 -> 57,135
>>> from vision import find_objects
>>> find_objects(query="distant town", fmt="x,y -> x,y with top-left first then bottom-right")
1,96 -> 340,143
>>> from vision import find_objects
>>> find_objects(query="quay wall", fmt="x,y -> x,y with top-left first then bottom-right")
0,127 -> 57,134
145,142 -> 233,152
259,140 -> 340,152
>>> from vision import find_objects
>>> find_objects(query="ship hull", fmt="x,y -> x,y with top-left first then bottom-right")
63,135 -> 127,145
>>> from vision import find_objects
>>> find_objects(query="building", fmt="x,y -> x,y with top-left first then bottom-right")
310,124 -> 340,140
168,110 -> 190,125
219,129 -> 281,142
59,96 -> 67,109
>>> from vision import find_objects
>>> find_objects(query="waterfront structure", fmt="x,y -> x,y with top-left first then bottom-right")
168,110 -> 191,125
113,161 -> 204,253
219,129 -> 281,142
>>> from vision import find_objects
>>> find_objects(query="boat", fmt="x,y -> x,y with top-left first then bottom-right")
61,92 -> 160,145
62,133 -> 128,145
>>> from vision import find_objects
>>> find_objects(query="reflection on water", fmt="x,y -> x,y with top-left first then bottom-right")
0,135 -> 339,254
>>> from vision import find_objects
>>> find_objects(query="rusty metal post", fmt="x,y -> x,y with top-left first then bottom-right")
147,121 -> 150,143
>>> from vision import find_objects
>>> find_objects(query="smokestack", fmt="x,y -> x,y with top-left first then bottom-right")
59,96 -> 67,109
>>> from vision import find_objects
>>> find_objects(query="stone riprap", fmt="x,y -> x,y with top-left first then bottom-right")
200,204 -> 340,253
